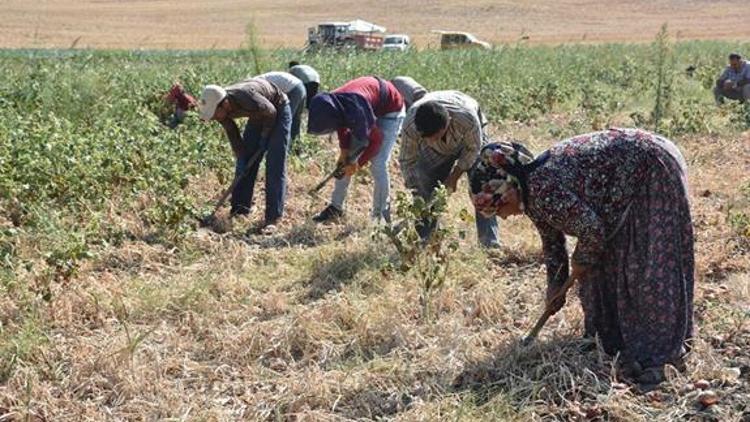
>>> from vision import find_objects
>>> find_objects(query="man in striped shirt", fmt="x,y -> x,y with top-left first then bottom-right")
399,90 -> 499,247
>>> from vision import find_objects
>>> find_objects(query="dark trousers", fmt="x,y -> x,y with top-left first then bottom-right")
231,103 -> 292,222
413,152 -> 499,247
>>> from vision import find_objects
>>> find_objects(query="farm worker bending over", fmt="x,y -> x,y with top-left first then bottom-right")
390,76 -> 427,110
164,83 -> 197,128
469,128 -> 695,385
399,91 -> 499,248
307,76 -> 405,223
198,78 -> 292,231
256,71 -> 306,143
288,61 -> 320,109
714,52 -> 750,104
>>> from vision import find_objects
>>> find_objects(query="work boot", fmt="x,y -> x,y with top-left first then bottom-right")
312,205 -> 343,223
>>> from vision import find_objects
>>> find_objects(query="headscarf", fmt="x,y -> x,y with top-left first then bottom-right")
307,92 -> 377,141
469,141 -> 545,216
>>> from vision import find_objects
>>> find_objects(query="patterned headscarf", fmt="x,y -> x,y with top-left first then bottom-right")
469,141 -> 538,217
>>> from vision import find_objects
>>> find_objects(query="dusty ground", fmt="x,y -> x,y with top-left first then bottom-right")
2,0 -> 750,49
1,126 -> 748,420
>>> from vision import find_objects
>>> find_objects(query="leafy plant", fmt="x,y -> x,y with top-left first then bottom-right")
380,186 -> 459,319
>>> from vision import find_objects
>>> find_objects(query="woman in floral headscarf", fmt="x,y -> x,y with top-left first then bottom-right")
469,128 -> 694,384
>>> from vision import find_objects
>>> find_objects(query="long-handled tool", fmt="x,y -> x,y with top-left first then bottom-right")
308,144 -> 367,196
521,274 -> 578,346
198,147 -> 265,228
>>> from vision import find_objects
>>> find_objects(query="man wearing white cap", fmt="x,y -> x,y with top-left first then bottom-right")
199,78 -> 291,230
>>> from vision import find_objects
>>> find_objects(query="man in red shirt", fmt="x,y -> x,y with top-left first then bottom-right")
307,76 -> 405,223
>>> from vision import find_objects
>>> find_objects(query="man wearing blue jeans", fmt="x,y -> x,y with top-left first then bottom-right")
399,90 -> 499,248
198,79 -> 291,231
329,110 -> 405,222
307,76 -> 406,224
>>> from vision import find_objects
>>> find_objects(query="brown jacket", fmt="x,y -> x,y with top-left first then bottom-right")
220,78 -> 288,157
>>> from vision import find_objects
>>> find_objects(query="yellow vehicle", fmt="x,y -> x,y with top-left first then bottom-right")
433,30 -> 491,50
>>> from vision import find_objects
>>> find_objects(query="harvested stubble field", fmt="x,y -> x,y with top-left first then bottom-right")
1,39 -> 750,420
3,0 -> 750,49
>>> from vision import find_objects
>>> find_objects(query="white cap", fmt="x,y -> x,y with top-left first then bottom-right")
198,85 -> 227,121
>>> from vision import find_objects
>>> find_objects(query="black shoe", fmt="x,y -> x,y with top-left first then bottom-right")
312,205 -> 343,223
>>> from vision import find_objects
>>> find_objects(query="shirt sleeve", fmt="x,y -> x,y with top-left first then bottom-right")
337,127 -> 351,151
357,126 -> 382,165
534,220 -> 569,288
231,90 -> 278,138
533,180 -> 606,266
399,125 -> 421,190
220,119 -> 245,158
456,113 -> 483,172
718,67 -> 732,84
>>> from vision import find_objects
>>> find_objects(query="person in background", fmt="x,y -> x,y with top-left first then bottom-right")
198,79 -> 291,232
390,76 -> 427,110
469,128 -> 694,385
714,52 -> 750,104
256,71 -> 306,143
307,76 -> 405,223
399,90 -> 499,248
288,61 -> 320,109
164,83 -> 197,128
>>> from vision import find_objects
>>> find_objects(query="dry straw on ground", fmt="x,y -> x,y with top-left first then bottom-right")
1,130 -> 749,420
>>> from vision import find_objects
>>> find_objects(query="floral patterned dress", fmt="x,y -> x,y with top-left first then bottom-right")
525,128 -> 694,368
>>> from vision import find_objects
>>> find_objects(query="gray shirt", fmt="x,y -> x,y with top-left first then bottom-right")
718,60 -> 750,84
391,76 -> 427,109
256,72 -> 303,93
289,65 -> 320,84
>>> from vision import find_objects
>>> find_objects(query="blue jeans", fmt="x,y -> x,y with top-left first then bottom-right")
330,110 -> 405,221
231,103 -> 292,222
413,151 -> 499,247
286,83 -> 306,143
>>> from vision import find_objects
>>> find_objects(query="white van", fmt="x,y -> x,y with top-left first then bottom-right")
382,34 -> 411,52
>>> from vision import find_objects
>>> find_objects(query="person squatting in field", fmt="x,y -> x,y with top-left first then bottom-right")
307,76 -> 406,224
469,128 -> 695,385
256,71 -> 306,143
399,90 -> 500,248
714,52 -> 750,104
198,78 -> 292,231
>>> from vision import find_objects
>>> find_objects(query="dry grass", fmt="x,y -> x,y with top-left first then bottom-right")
2,0 -> 750,49
1,127 -> 748,420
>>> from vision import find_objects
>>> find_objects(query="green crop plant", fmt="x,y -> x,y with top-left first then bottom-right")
380,186 -> 459,319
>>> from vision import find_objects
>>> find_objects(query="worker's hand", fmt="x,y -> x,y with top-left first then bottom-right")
723,80 -> 736,91
545,283 -> 566,316
337,149 -> 349,165
445,169 -> 462,193
571,261 -> 590,282
342,162 -> 359,177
